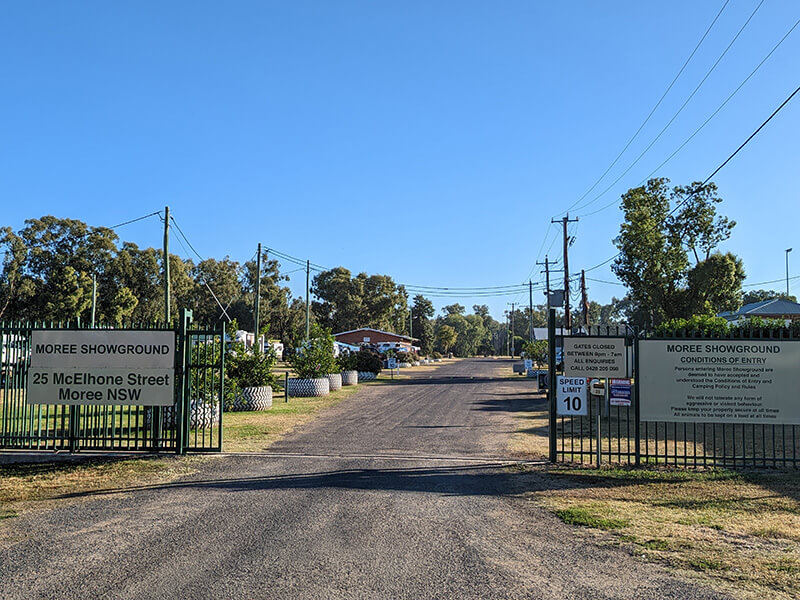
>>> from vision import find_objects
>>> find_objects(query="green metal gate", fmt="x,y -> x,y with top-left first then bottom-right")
0,309 -> 224,453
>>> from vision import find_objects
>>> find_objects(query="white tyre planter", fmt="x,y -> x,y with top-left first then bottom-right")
288,377 -> 330,397
413,361 -> 421,366
233,386 -> 273,411
326,373 -> 343,391
146,399 -> 220,430
357,371 -> 377,382
399,362 -> 411,368
341,370 -> 358,386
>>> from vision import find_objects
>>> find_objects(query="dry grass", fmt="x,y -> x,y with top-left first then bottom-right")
0,455 -> 207,526
529,466 -> 800,599
509,392 -> 550,459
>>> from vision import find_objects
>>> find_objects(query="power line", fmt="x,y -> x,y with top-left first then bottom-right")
570,0 -> 765,216
742,274 -> 800,288
556,0 -> 731,218
577,82 -> 800,276
108,211 -> 161,230
579,14 -> 800,218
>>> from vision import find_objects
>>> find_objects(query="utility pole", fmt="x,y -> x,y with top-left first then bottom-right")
505,310 -> 510,356
163,206 -> 170,323
537,255 -> 559,312
507,302 -> 516,357
528,280 -> 534,343
254,243 -> 262,351
90,273 -> 97,328
787,248 -> 793,296
551,214 -> 578,331
305,259 -> 310,340
581,269 -> 589,329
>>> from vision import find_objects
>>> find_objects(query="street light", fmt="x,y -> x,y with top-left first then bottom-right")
787,248 -> 793,296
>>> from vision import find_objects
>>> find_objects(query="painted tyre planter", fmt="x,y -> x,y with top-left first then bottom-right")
288,377 -> 330,397
232,386 -> 273,411
341,370 -> 358,386
326,373 -> 343,391
413,361 -> 421,366
357,371 -> 377,382
146,399 -> 220,430
399,362 -> 411,368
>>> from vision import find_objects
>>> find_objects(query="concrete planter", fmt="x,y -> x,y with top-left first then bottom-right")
288,377 -> 330,398
341,370 -> 358,386
325,373 -> 343,391
357,371 -> 377,382
232,386 -> 273,411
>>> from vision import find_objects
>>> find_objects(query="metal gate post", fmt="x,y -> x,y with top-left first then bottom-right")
176,309 -> 192,455
548,308 -> 557,462
68,405 -> 79,453
634,333 -> 641,467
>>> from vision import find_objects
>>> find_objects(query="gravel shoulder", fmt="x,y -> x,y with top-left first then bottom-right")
0,359 -> 731,599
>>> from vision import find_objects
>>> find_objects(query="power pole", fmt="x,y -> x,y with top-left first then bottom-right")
508,302 -> 516,357
90,273 -> 97,328
163,206 -> 170,323
581,269 -> 589,328
305,259 -> 310,340
254,243 -> 262,351
506,310 -> 510,356
528,280 -> 534,343
551,214 -> 578,331
537,255 -> 559,312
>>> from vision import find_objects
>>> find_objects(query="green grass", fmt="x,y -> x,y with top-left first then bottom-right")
553,506 -> 629,529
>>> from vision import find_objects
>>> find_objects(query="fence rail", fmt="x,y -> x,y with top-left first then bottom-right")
0,310 -> 224,454
549,318 -> 800,468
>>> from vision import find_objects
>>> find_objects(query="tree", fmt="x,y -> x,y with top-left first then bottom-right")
612,178 -> 741,327
435,324 -> 457,354
0,227 -> 27,320
412,295 -> 435,354
441,303 -> 465,315
742,289 -> 797,304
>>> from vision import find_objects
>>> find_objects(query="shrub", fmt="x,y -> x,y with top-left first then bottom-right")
356,349 -> 383,374
227,343 -> 278,389
431,351 -> 443,359
288,325 -> 338,379
521,340 -> 548,365
653,315 -> 730,337
337,350 -> 358,371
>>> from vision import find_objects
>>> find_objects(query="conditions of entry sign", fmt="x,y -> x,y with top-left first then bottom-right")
639,340 -> 800,424
563,337 -> 626,378
27,330 -> 175,406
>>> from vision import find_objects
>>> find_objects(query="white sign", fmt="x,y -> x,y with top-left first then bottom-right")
563,337 -> 626,378
523,359 -> 533,370
556,376 -> 588,416
387,357 -> 397,369
27,330 -> 175,406
639,340 -> 800,424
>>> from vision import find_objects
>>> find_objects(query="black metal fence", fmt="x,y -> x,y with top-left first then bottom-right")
549,321 -> 800,468
0,309 -> 224,453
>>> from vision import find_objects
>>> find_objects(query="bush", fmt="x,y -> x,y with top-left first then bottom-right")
356,349 -> 383,374
521,340 -> 548,365
226,343 -> 278,389
653,315 -> 730,337
337,350 -> 358,371
288,325 -> 338,379
431,351 -> 443,359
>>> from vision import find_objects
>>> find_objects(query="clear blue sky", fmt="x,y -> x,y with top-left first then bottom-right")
1,1 -> 798,320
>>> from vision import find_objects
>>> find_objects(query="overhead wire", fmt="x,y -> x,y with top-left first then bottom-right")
109,211 -> 161,230
576,83 -> 800,276
556,0 -> 732,218
569,0 -> 766,216
578,14 -> 800,218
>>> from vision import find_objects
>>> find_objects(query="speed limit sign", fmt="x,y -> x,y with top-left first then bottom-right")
556,376 -> 588,416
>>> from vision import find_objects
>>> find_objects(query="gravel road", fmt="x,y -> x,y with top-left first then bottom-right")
0,358 -> 731,599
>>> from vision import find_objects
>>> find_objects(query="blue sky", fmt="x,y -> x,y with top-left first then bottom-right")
1,1 -> 798,319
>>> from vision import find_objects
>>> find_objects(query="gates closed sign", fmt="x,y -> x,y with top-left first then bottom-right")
563,337 -> 626,378
27,330 -> 175,406
639,340 -> 800,424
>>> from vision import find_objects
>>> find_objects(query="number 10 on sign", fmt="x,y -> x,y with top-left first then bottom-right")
556,376 -> 588,416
